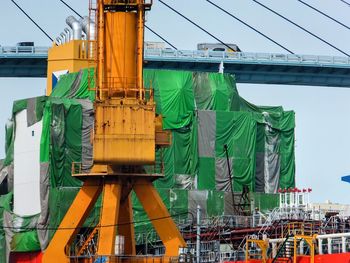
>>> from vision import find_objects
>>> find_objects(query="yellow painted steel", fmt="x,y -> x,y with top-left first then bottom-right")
46,40 -> 94,95
97,178 -> 122,255
42,178 -> 102,263
293,235 -> 316,263
118,193 -> 136,255
245,239 -> 268,263
44,0 -> 185,262
93,99 -> 156,165
100,12 -> 137,98
133,178 -> 186,256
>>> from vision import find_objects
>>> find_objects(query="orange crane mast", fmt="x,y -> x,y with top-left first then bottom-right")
42,0 -> 186,262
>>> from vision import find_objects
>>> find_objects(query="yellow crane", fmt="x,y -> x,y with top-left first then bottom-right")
43,0 -> 186,262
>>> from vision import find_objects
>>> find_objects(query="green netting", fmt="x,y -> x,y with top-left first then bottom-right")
193,72 -> 239,111
207,191 -> 224,217
132,188 -> 171,240
153,115 -> 198,189
216,111 -> 257,191
49,101 -> 83,187
47,187 -> 101,240
0,193 -> 12,260
197,157 -> 215,190
144,70 -> 195,129
10,220 -> 41,252
279,127 -> 295,189
252,192 -> 279,212
51,68 -> 95,101
0,68 -> 296,253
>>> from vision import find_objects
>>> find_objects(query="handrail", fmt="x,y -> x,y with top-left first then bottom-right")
1,45 -> 350,68
0,46 -> 49,55
143,49 -> 350,67
271,233 -> 293,263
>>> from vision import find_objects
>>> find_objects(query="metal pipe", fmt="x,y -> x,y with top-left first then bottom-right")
319,238 -> 323,255
342,236 -> 346,253
80,16 -> 95,40
327,238 -> 332,254
80,16 -> 95,59
97,0 -> 104,100
55,37 -> 62,45
66,15 -> 82,40
137,2 -> 145,100
64,28 -> 71,41
196,205 -> 201,263
317,232 -> 350,239
224,144 -> 235,214
60,32 -> 66,44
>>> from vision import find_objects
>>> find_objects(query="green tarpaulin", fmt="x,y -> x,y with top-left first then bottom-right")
0,68 -> 295,255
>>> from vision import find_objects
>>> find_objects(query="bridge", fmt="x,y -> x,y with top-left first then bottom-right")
1,46 -> 350,87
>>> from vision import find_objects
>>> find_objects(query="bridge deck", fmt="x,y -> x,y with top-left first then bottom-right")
1,46 -> 350,87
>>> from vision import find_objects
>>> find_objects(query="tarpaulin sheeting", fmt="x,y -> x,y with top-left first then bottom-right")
0,68 -> 295,254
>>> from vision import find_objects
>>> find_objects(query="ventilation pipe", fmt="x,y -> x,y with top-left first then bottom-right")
60,33 -> 66,44
55,37 -> 62,45
66,16 -> 82,40
64,28 -> 71,41
80,16 -> 95,58
80,16 -> 95,40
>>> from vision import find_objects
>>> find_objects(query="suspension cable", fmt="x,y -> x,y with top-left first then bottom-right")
253,0 -> 350,57
297,0 -> 350,31
340,0 -> 350,7
58,0 -> 83,19
58,0 -> 177,50
205,0 -> 294,54
10,0 -> 54,42
158,0 -> 233,51
145,25 -> 178,50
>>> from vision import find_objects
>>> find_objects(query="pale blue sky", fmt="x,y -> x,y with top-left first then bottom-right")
0,0 -> 350,203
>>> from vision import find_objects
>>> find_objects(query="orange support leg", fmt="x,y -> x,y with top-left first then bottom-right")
118,193 -> 136,255
97,178 -> 122,256
133,179 -> 186,257
42,178 -> 102,263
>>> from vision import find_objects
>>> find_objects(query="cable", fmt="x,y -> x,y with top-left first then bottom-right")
57,0 -> 177,50
297,0 -> 350,31
58,0 -> 83,19
10,0 -> 54,42
252,0 -> 350,57
158,0 -> 233,52
1,212 -> 190,231
340,0 -> 350,7
145,25 -> 178,50
205,0 -> 294,54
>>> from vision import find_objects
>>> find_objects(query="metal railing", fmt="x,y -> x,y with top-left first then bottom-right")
144,49 -> 350,67
69,255 -> 182,263
2,45 -> 350,68
0,46 -> 49,55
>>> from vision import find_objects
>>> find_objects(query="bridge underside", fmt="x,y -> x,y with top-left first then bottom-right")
1,56 -> 350,87
145,59 -> 350,87
0,57 -> 47,78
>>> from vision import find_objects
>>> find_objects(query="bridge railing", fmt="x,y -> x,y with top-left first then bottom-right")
144,49 -> 350,66
1,45 -> 350,67
0,46 -> 49,55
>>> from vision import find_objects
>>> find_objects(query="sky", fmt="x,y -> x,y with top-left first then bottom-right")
0,0 -> 350,203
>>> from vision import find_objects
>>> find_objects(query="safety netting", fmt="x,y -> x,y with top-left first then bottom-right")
0,68 -> 294,257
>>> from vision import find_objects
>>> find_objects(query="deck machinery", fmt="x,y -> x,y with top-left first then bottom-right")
42,0 -> 186,262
